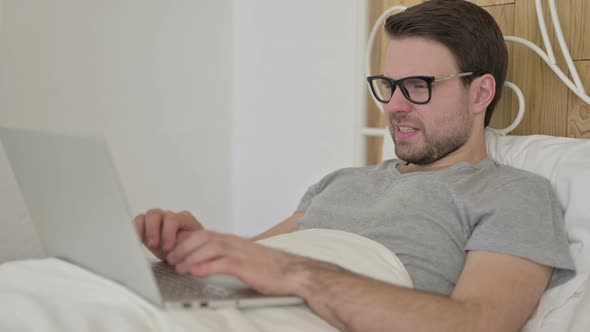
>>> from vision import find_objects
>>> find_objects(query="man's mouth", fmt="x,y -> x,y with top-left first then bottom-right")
394,125 -> 420,140
398,126 -> 417,133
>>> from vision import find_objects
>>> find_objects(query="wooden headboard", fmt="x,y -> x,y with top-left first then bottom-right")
365,0 -> 590,165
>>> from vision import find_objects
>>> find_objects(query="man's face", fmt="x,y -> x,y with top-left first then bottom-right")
384,37 -> 473,165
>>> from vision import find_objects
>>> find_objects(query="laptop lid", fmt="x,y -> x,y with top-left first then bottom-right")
0,126 -> 164,306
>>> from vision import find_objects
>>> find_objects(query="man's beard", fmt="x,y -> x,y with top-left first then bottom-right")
390,109 -> 472,165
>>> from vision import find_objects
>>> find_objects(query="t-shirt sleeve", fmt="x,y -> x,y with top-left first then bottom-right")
294,176 -> 329,213
465,175 -> 575,281
294,168 -> 346,213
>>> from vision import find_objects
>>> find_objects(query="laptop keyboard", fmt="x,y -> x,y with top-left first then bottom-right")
151,262 -> 253,301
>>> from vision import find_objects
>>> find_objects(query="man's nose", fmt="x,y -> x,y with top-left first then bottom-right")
383,87 -> 413,114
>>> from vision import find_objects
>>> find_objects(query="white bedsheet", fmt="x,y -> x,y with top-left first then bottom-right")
1,228 -> 584,331
0,229 -> 411,332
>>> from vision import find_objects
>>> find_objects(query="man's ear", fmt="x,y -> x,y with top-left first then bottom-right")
471,73 -> 496,115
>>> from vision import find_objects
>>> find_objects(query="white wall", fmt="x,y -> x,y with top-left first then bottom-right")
0,0 -> 234,231
232,0 -> 364,236
0,0 -> 365,240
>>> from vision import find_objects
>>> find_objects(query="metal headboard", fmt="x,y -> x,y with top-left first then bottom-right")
363,1 -> 589,138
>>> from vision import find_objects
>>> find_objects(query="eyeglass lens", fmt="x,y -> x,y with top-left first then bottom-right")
371,77 -> 430,103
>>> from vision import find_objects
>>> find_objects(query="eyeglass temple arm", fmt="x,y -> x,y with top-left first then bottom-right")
433,72 -> 475,82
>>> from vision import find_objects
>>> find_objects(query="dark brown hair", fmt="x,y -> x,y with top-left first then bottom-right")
384,0 -> 508,127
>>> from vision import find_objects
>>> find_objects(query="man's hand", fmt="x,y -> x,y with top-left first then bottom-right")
165,230 -> 317,296
134,209 -> 204,261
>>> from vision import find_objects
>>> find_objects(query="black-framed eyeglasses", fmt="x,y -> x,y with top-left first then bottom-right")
366,72 -> 476,105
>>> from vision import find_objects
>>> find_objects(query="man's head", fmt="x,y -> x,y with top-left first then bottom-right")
373,0 -> 508,165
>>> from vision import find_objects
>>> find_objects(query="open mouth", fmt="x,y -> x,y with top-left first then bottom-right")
398,126 -> 417,133
395,125 -> 420,139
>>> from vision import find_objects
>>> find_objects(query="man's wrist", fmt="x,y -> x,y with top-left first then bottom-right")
285,256 -> 345,299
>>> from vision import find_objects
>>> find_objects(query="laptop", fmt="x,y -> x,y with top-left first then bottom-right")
0,126 -> 303,309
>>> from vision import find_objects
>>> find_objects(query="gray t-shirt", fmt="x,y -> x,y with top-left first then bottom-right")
295,158 -> 575,296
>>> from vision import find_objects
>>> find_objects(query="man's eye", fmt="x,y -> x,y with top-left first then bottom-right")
406,80 -> 427,89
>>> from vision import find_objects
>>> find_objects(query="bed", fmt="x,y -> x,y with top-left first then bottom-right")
1,1 -> 590,331
1,134 -> 588,331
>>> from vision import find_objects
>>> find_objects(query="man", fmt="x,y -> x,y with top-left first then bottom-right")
135,1 -> 574,331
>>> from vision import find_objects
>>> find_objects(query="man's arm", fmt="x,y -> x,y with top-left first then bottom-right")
294,251 -> 552,332
166,231 -> 552,332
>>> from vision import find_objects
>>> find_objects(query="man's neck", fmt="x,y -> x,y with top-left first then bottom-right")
396,158 -> 485,174
396,134 -> 487,174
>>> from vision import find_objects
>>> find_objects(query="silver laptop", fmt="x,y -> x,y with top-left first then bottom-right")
0,126 -> 303,309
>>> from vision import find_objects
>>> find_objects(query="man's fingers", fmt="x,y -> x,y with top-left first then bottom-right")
167,230 -> 217,264
135,208 -> 206,260
144,208 -> 164,248
178,238 -> 229,270
173,234 -> 247,276
161,212 -> 180,252
177,210 -> 204,231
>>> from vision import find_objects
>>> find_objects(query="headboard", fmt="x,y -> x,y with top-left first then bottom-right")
364,0 -> 590,165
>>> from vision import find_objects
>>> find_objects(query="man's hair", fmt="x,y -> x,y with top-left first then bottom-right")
384,0 -> 508,127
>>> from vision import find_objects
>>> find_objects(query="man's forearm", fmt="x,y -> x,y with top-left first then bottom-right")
165,228 -> 545,332
290,259 -> 485,332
